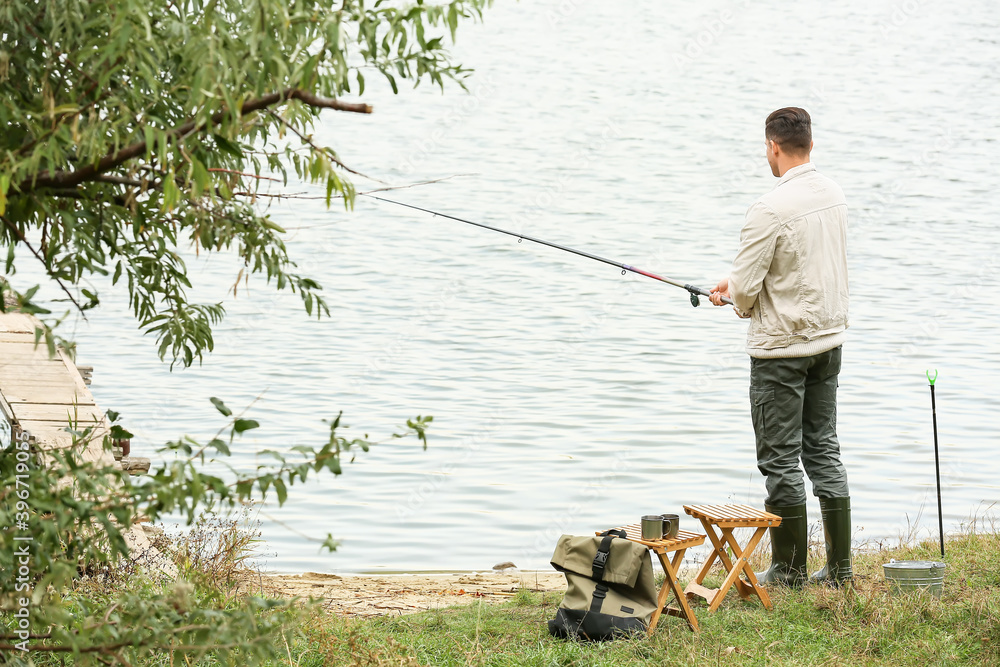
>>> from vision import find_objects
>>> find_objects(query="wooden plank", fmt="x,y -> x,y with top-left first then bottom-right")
3,385 -> 97,405
0,313 -> 116,469
0,313 -> 38,333
684,581 -> 719,606
710,505 -> 744,519
9,403 -> 104,424
713,519 -> 780,528
0,364 -> 80,378
0,340 -> 61,360
0,373 -> 91,387
0,387 -> 15,429
0,332 -> 42,344
685,503 -> 778,524
0,367 -> 92,396
685,504 -> 718,518
0,360 -> 73,373
121,457 -> 151,474
18,419 -> 115,466
20,419 -> 108,439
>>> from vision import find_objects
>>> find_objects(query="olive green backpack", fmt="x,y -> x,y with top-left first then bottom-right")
548,529 -> 659,641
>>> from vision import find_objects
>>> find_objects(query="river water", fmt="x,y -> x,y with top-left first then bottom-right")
51,1 -> 1000,572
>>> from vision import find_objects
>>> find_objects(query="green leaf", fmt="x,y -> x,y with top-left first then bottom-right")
210,397 -> 232,417
261,218 -> 286,233
209,438 -> 231,456
0,173 -> 8,216
320,534 -> 341,552
109,424 -> 135,440
233,419 -> 259,434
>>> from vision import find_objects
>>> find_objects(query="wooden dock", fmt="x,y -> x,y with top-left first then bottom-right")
0,312 -> 115,465
0,310 -> 173,576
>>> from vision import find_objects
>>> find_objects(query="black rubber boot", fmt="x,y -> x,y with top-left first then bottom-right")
810,497 -> 853,586
755,504 -> 808,588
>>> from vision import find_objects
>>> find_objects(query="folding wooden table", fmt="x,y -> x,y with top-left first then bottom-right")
682,504 -> 782,612
599,524 -> 706,632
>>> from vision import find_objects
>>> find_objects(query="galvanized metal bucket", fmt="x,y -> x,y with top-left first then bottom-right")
883,560 -> 946,597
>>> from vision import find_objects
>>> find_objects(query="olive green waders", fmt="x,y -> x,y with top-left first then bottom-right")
749,346 -> 852,586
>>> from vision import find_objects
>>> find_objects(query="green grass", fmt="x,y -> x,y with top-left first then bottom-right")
276,530 -> 1000,667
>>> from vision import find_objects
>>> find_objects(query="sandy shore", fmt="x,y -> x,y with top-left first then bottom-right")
263,570 -> 567,618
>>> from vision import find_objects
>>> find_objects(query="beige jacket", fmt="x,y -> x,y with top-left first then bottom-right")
730,163 -> 849,359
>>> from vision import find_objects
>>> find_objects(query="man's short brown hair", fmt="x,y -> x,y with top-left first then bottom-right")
765,107 -> 812,154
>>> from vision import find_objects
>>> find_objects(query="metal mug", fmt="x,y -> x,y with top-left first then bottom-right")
660,513 -> 680,539
641,515 -> 664,540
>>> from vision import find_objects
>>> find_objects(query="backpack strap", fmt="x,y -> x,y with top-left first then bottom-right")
592,529 -> 626,582
590,582 -> 609,613
589,528 -> 627,614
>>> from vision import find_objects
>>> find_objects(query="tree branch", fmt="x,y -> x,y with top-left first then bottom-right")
32,189 -> 128,207
266,109 -> 381,183
17,89 -> 373,194
207,168 -> 281,182
0,213 -> 89,318
94,174 -> 146,188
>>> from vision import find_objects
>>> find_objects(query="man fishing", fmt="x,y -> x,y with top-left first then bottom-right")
709,107 -> 852,587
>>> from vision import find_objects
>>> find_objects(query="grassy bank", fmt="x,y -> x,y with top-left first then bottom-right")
280,530 -> 1000,666
6,523 -> 998,665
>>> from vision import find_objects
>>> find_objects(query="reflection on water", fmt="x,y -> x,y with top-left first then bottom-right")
57,1 -> 1000,571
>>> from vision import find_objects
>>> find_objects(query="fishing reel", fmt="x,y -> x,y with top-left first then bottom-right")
683,285 -> 702,307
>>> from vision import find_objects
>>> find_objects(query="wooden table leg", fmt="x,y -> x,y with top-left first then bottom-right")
690,518 -> 720,585
685,521 -> 723,606
708,527 -> 768,612
720,526 -> 772,610
687,521 -> 754,600
655,548 -> 699,632
647,556 -> 670,635
715,528 -> 755,600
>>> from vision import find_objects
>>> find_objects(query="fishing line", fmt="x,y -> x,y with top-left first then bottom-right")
362,194 -> 733,307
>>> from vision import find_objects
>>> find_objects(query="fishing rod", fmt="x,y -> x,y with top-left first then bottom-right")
362,194 -> 733,307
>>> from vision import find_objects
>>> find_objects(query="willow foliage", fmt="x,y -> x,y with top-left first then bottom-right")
0,0 -> 490,365
0,402 -> 432,661
0,0 -> 484,661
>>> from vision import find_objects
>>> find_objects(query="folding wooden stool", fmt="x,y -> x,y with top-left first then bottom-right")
599,524 -> 705,632
681,504 -> 782,612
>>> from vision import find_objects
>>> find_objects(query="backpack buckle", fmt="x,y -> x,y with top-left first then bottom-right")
592,550 -> 609,573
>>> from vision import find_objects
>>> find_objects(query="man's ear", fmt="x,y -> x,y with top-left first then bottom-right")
810,140 -> 814,153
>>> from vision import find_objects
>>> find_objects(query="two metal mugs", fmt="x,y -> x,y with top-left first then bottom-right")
641,513 -> 680,541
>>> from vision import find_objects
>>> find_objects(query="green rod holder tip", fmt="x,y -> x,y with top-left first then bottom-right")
926,369 -> 938,385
